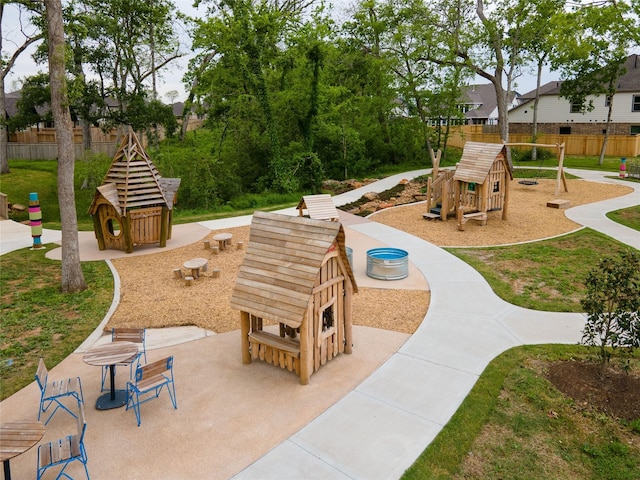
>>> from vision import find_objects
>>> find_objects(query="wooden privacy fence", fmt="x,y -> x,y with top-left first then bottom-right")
8,142 -> 118,160
447,128 -> 640,157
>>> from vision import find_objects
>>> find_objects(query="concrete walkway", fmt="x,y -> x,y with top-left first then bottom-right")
1,169 -> 638,480
231,169 -> 639,480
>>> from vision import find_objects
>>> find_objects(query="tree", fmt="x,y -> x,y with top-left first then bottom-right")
581,250 -> 640,364
418,0 -> 540,148
45,0 -> 86,293
0,1 -> 44,174
551,1 -> 638,165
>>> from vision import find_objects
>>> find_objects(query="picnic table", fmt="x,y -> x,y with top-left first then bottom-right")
183,257 -> 208,278
212,233 -> 233,251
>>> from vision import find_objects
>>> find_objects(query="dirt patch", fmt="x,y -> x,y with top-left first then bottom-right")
546,361 -> 640,422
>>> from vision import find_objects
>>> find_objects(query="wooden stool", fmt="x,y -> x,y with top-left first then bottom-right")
204,240 -> 211,249
212,268 -> 220,279
185,276 -> 194,286
236,241 -> 244,250
211,246 -> 219,255
173,268 -> 182,279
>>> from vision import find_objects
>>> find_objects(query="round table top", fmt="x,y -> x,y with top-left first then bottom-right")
0,420 -> 45,461
83,341 -> 139,367
212,233 -> 232,241
183,257 -> 208,269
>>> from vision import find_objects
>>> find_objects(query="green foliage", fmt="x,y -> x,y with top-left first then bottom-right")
581,250 -> 640,363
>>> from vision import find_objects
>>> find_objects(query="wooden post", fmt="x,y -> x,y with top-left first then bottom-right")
556,143 -> 568,196
240,312 -> 251,364
299,311 -> 310,385
159,206 -> 169,248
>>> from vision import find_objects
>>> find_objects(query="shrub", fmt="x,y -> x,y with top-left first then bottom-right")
581,250 -> 640,363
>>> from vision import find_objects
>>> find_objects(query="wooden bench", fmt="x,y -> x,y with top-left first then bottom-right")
457,210 -> 487,231
248,331 -> 301,374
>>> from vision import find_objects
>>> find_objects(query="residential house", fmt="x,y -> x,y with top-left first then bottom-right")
459,83 -> 521,125
509,54 -> 640,136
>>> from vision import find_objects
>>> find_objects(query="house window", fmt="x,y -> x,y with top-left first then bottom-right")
559,126 -> 571,134
570,101 -> 583,113
631,125 -> 640,135
605,96 -> 611,107
633,95 -> 640,112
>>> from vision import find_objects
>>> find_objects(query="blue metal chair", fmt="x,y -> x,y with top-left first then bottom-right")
37,402 -> 89,479
126,356 -> 177,426
100,327 -> 147,392
35,358 -> 84,426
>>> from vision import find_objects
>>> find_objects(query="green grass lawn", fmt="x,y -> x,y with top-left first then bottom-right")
0,244 -> 113,400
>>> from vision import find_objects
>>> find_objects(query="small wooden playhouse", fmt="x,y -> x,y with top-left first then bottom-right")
230,211 -> 357,385
89,132 -> 180,253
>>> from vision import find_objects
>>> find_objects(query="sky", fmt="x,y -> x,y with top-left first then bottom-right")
3,0 -> 554,103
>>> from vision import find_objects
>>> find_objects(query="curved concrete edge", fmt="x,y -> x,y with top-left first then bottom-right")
232,169 -> 634,480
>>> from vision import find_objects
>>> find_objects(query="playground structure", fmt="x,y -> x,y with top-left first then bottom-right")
88,132 -> 180,253
230,211 -> 357,385
423,142 -> 567,231
296,194 -> 340,221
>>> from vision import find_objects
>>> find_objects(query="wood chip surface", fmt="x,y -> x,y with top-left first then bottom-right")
108,179 -> 632,335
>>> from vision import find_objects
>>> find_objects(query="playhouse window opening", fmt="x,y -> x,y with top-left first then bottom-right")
493,181 -> 500,192
322,305 -> 334,331
467,182 -> 476,192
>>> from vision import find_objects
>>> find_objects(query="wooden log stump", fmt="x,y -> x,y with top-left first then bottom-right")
547,199 -> 570,209
212,268 -> 220,278
211,246 -> 219,255
204,239 -> 211,249
173,268 -> 183,279
184,276 -> 194,286
236,241 -> 244,250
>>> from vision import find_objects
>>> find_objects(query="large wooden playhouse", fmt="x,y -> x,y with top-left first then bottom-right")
230,211 -> 357,385
88,132 -> 180,253
424,142 -> 513,230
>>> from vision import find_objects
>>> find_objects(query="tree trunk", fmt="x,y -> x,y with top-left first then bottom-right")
0,76 -> 9,174
45,0 -> 86,293
599,93 -> 614,166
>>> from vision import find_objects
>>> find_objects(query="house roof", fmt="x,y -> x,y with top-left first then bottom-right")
296,194 -> 339,221
230,211 -> 357,328
516,53 -> 640,106
461,84 -> 519,120
89,132 -> 179,213
453,142 -> 510,184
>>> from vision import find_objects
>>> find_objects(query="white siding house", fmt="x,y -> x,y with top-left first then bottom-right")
509,54 -> 640,136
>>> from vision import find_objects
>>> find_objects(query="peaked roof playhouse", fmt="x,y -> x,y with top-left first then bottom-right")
230,211 -> 357,385
88,132 -> 180,253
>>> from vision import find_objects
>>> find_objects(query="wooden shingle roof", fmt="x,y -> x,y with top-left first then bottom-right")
91,132 -> 174,212
296,194 -> 339,221
230,211 -> 357,328
453,142 -> 509,184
